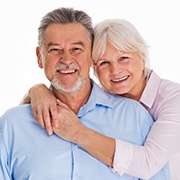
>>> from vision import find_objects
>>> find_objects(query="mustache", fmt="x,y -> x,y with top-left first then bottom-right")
55,62 -> 80,70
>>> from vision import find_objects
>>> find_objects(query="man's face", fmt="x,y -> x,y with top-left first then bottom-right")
37,23 -> 93,93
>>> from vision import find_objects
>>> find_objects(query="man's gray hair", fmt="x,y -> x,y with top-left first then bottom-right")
38,7 -> 94,49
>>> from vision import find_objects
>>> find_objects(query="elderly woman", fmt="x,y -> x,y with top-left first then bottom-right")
21,19 -> 180,179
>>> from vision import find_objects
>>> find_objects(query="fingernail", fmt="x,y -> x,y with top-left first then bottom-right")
48,130 -> 53,136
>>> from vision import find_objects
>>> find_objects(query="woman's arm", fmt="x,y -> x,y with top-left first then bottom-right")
21,82 -> 180,179
53,100 -> 115,166
113,87 -> 180,179
21,84 -> 115,166
20,93 -> 31,105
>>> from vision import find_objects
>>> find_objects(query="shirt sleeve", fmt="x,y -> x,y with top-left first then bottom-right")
112,85 -> 180,179
0,117 -> 11,180
111,139 -> 133,175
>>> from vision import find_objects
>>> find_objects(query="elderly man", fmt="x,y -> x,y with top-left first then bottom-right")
0,7 -> 170,179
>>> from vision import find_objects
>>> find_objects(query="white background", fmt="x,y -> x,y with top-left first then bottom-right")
1,0 -> 180,116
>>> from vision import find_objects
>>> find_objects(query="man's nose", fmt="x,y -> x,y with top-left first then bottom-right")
60,51 -> 74,64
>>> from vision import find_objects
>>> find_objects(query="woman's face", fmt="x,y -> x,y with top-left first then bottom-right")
95,42 -> 146,100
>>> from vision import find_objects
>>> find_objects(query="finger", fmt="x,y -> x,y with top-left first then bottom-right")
42,108 -> 53,135
56,99 -> 69,109
49,104 -> 59,128
32,107 -> 45,128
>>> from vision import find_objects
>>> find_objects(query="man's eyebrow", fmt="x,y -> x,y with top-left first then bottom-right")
47,42 -> 61,48
72,41 -> 85,47
46,41 -> 85,48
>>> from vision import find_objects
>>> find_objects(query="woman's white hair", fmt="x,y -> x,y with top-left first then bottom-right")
92,19 -> 150,78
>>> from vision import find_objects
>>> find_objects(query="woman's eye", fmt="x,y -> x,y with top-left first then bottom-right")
99,61 -> 109,66
120,56 -> 129,60
101,61 -> 108,65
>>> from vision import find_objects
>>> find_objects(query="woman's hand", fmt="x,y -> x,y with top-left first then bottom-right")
20,93 -> 31,105
53,100 -> 84,143
53,100 -> 115,166
21,84 -> 58,135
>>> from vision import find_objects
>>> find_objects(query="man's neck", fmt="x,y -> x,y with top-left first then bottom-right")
52,81 -> 92,114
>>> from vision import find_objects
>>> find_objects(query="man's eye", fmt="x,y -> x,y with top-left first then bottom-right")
48,49 -> 62,55
71,47 -> 83,55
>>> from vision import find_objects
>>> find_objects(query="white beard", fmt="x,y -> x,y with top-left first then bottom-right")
51,76 -> 85,94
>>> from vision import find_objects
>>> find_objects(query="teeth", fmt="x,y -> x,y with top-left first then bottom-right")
59,70 -> 76,74
119,76 -> 128,81
112,76 -> 128,82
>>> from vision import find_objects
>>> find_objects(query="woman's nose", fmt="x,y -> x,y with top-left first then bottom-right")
110,62 -> 122,75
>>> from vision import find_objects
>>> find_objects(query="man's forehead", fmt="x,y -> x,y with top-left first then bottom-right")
46,41 -> 85,48
44,23 -> 90,44
45,23 -> 87,35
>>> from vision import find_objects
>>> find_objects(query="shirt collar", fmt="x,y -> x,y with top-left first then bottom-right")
77,79 -> 113,117
140,70 -> 162,109
49,79 -> 113,117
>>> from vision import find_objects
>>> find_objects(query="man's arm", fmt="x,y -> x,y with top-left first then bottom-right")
0,120 -> 11,180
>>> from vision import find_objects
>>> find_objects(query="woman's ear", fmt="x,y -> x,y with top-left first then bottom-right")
36,47 -> 43,69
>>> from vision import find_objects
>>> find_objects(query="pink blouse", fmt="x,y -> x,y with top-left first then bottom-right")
113,71 -> 180,179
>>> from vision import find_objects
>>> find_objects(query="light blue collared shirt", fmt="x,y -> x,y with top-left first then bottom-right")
0,80 -> 170,179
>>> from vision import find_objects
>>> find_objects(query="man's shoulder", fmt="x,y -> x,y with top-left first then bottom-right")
107,93 -> 141,107
2,104 -> 31,115
0,104 -> 32,124
109,94 -> 153,122
98,87 -> 149,113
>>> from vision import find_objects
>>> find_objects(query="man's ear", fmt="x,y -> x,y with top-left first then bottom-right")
36,47 -> 43,69
90,59 -> 95,68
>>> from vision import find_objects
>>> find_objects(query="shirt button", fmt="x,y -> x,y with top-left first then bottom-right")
74,173 -> 79,179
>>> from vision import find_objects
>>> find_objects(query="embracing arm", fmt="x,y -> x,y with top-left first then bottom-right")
20,84 -> 115,165
53,100 -> 115,166
75,127 -> 115,166
113,92 -> 180,178
75,128 -> 115,166
21,82 -> 180,179
20,93 -> 31,104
